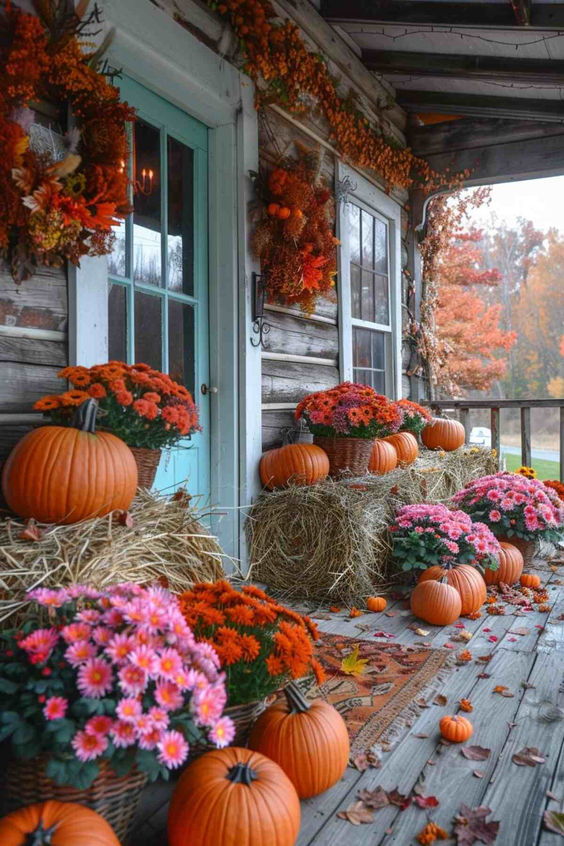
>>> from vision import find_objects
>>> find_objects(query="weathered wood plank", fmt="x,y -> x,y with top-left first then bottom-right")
263,311 -> 339,360
0,363 -> 61,413
0,334 -> 67,368
266,297 -> 338,323
0,264 -> 68,332
262,359 -> 340,405
261,409 -> 300,449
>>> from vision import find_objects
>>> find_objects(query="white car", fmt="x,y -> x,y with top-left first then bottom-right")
469,426 -> 491,448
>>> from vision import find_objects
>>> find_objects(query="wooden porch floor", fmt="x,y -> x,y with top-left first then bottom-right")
132,554 -> 564,845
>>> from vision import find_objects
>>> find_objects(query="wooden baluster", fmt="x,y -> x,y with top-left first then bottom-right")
560,406 -> 564,483
459,407 -> 470,444
491,407 -> 501,471
521,406 -> 531,468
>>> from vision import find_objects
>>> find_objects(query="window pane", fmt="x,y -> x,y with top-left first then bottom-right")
361,270 -> 375,322
350,264 -> 361,319
168,300 -> 195,396
371,331 -> 385,371
353,327 -> 387,394
354,326 -> 371,368
109,218 -> 127,278
374,218 -> 388,274
348,204 -> 361,264
134,291 -> 162,369
361,209 -> 374,268
133,119 -> 161,287
108,283 -> 127,362
167,136 -> 194,295
374,273 -> 390,325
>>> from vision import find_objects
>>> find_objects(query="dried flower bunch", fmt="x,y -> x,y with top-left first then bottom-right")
0,1 -> 134,281
251,145 -> 338,312
453,471 -> 564,542
0,583 -> 233,788
178,581 -> 325,706
295,382 -> 403,439
34,361 -> 199,449
390,503 -> 500,572
395,399 -> 432,436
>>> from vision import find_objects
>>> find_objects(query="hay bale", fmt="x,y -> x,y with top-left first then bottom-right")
0,490 -> 227,627
247,446 -> 497,604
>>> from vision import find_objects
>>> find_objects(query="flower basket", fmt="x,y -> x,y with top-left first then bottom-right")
224,699 -> 270,747
1,756 -> 147,844
129,446 -> 161,490
498,536 -> 536,568
313,435 -> 374,478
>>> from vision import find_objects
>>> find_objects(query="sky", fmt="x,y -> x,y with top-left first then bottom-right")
470,174 -> 564,234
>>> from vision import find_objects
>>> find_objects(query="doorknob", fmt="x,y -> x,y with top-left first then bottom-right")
201,384 -> 218,395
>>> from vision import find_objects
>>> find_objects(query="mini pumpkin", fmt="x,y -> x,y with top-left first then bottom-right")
168,747 -> 300,846
484,542 -> 523,586
1,399 -> 137,524
368,439 -> 398,475
439,715 -> 473,743
520,573 -> 541,589
418,563 -> 486,616
366,596 -> 387,612
259,443 -> 329,490
421,417 -> 465,451
0,800 -> 120,846
410,578 -> 462,626
383,431 -> 418,465
248,682 -> 349,798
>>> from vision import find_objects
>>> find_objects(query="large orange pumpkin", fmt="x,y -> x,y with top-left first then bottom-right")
248,682 -> 349,798
410,578 -> 462,625
0,800 -> 120,846
418,563 -> 486,616
421,417 -> 465,451
383,431 -> 418,465
369,439 -> 398,475
168,747 -> 300,846
484,542 -> 523,586
1,399 -> 137,524
259,443 -> 329,490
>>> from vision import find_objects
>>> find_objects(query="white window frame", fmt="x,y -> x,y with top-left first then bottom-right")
337,162 -> 402,399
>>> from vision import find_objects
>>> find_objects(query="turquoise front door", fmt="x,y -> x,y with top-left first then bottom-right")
107,77 -> 210,501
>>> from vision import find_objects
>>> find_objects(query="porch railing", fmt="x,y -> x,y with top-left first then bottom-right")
424,399 -> 564,483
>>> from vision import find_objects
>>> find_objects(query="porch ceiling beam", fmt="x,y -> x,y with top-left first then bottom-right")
362,50 -> 564,84
321,0 -> 564,28
395,90 -> 564,123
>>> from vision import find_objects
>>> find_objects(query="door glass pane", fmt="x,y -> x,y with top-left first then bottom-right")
361,270 -> 375,322
350,264 -> 361,319
133,119 -> 161,287
167,136 -> 194,295
353,327 -> 386,394
374,219 -> 388,274
371,331 -> 385,370
168,300 -> 195,396
108,283 -> 127,362
348,204 -> 361,264
374,274 -> 390,325
134,291 -> 162,369
109,218 -> 127,278
361,210 -> 374,268
354,326 -> 371,368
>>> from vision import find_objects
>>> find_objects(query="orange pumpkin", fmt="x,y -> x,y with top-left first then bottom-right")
369,439 -> 398,475
439,715 -> 473,743
1,399 -> 137,525
168,747 -> 300,846
484,542 -> 523,586
411,578 -> 461,626
248,683 -> 349,798
383,431 -> 418,465
259,443 -> 329,490
520,573 -> 541,589
418,563 -> 486,616
366,596 -> 387,612
0,800 -> 120,846
421,417 -> 465,451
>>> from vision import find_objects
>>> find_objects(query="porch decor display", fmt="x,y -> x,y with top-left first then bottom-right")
251,145 -> 338,312
439,715 -> 473,743
383,431 -> 419,466
366,596 -> 387,612
0,582 -> 232,837
1,398 -> 137,524
0,2 -> 134,282
0,801 -> 120,846
410,579 -> 462,625
295,382 -> 403,477
248,681 -> 349,798
168,748 -> 301,846
483,541 -> 523,586
421,417 -> 466,451
368,438 -> 398,475
259,443 -> 329,489
395,399 -> 432,436
418,564 -> 487,616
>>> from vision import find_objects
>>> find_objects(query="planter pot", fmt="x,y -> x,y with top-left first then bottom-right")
129,446 -> 161,490
1,756 -> 147,844
313,435 -> 374,478
498,536 -> 536,569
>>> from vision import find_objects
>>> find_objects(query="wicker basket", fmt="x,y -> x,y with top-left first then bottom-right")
499,536 -> 536,569
314,435 -> 374,478
1,757 -> 148,844
129,446 -> 161,490
224,699 -> 270,746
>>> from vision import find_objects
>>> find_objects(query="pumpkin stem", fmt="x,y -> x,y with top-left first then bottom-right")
73,398 -> 98,434
24,822 -> 58,845
226,761 -> 259,785
284,681 -> 311,714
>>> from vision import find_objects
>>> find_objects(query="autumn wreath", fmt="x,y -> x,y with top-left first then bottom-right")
251,143 -> 338,313
0,1 -> 134,281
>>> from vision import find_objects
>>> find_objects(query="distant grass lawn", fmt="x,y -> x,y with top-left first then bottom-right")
504,452 -> 560,481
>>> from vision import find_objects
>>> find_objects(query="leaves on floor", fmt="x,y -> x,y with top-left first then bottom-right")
453,805 -> 500,846
544,810 -> 564,836
352,750 -> 381,771
461,745 -> 491,761
337,801 -> 374,825
340,645 -> 369,677
511,746 -> 546,767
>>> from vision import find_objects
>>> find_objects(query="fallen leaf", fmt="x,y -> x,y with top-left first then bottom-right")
544,810 -> 564,836
477,672 -> 491,679
493,685 -> 514,697
337,801 -> 374,825
507,722 -> 517,729
373,631 -> 396,639
483,627 -> 491,632
341,645 -> 369,677
385,611 -> 396,617
507,637 -> 517,642
444,643 -> 455,649
416,822 -> 449,843
387,788 -> 411,811
488,635 -> 498,643
415,697 -> 430,708
414,627 -> 430,636
453,804 -> 500,846
512,746 -> 546,767
357,786 -> 389,810
117,510 -> 134,528
459,699 -> 473,712
329,606 -> 341,613
547,790 -> 562,801
413,733 -> 429,739
413,794 -> 440,809
521,681 -> 536,690
352,750 -> 381,771
19,519 -> 45,542
478,654 -> 493,663
473,770 -> 485,778
512,627 -> 531,636
434,694 -> 448,706
461,746 -> 491,761
349,607 -> 363,618
454,622 -> 466,628
312,613 -> 332,620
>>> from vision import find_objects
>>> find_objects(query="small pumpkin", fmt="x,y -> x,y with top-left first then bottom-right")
418,563 -> 486,616
421,417 -> 465,451
0,800 -> 120,846
520,573 -> 541,589
383,431 -> 418,465
1,399 -> 137,525
366,596 -> 387,612
410,578 -> 462,626
259,443 -> 329,490
248,682 -> 349,798
439,715 -> 473,743
368,439 -> 398,475
168,747 -> 300,846
484,542 -> 523,586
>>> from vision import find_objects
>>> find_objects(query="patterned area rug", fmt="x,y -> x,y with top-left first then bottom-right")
305,632 -> 453,757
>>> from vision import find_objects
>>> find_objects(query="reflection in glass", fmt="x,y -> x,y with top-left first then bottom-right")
353,327 -> 386,393
361,270 -> 375,322
108,219 -> 126,277
133,120 -> 162,286
350,264 -> 361,319
374,218 -> 388,274
134,291 -> 162,369
108,283 -> 127,362
361,209 -> 374,268
168,300 -> 195,395
167,136 -> 194,294
348,204 -> 361,264
374,273 -> 389,325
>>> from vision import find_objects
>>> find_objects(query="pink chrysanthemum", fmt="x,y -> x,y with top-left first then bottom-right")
116,698 -> 142,723
209,716 -> 235,748
92,626 -> 113,646
43,696 -> 68,720
19,628 -> 59,663
61,623 -> 92,644
155,681 -> 183,712
130,644 -> 159,676
77,658 -> 113,698
111,720 -> 137,748
77,609 -> 101,624
157,730 -> 189,768
105,632 -> 135,663
65,640 -> 97,667
85,715 -> 113,737
28,588 -> 69,607
489,509 -> 502,522
193,684 -> 225,728
118,664 -> 148,697
148,706 -> 169,731
156,648 -> 183,680
72,729 -> 108,762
